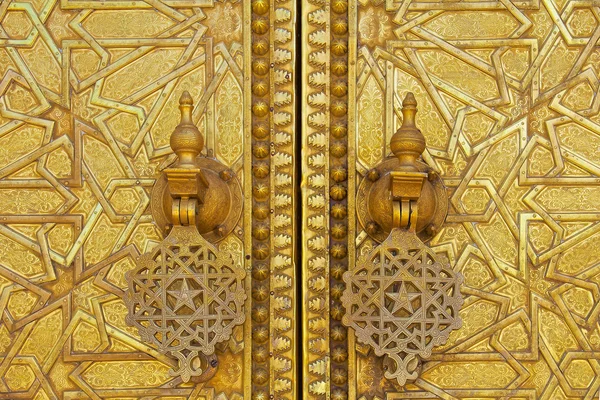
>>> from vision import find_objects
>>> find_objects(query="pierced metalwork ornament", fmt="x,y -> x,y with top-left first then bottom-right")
125,225 -> 246,382
341,229 -> 463,385
342,93 -> 463,386
124,92 -> 246,383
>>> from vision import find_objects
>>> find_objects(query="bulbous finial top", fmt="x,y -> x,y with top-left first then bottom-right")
390,92 -> 426,171
170,91 -> 204,167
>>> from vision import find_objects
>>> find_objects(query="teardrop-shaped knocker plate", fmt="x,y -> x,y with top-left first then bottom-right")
125,225 -> 246,383
341,229 -> 463,386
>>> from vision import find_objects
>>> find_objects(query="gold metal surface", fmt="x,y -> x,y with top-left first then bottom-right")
1,0 -> 600,397
342,228 -> 463,386
302,0 -> 600,399
124,92 -> 246,383
0,0 -> 297,398
343,93 -> 461,387
356,93 -> 449,241
125,224 -> 245,383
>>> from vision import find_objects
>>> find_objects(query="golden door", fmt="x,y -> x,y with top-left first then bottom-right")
0,0 -> 599,399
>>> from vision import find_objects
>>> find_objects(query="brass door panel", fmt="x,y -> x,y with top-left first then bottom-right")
1,0 -> 600,399
301,0 -> 600,399
0,0 -> 297,398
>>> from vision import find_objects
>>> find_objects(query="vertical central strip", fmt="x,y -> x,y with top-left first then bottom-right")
270,0 -> 297,397
329,1 -> 350,399
250,0 -> 272,397
303,0 -> 331,398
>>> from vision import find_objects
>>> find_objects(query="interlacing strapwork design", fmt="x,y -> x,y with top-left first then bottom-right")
342,229 -> 463,385
303,0 -> 600,399
125,225 -> 246,383
0,0 -> 297,397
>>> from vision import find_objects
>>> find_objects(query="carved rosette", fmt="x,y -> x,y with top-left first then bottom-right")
341,229 -> 463,385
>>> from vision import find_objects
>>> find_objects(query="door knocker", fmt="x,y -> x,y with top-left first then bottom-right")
341,93 -> 464,386
124,92 -> 245,383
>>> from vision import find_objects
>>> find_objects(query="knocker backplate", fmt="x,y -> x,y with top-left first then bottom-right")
356,158 -> 448,242
151,157 -> 243,243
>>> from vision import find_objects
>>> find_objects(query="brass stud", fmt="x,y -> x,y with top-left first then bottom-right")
251,0 -> 269,15
332,18 -> 348,35
251,306 -> 269,323
331,101 -> 348,117
253,346 -> 269,363
330,243 -> 347,259
252,39 -> 269,55
252,285 -> 269,301
252,123 -> 270,139
251,367 -> 269,384
367,169 -> 380,181
253,204 -> 270,220
332,0 -> 348,14
253,183 -> 269,200
331,122 -> 347,138
252,242 -> 269,259
331,325 -> 347,341
252,59 -> 269,75
331,389 -> 348,400
331,263 -> 347,280
331,204 -> 347,219
366,221 -> 379,235
331,346 -> 348,362
331,283 -> 346,300
252,263 -> 270,281
252,223 -> 270,240
331,39 -> 348,56
331,60 -> 348,76
252,326 -> 269,343
251,18 -> 269,35
332,368 -> 348,384
332,81 -> 348,97
331,304 -> 345,320
330,184 -> 347,201
331,166 -> 347,182
330,141 -> 347,158
219,169 -> 233,181
252,101 -> 269,117
331,223 -> 347,239
252,80 -> 269,96
252,162 -> 270,178
253,142 -> 270,158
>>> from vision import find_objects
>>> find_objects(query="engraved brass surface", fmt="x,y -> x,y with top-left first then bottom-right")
356,93 -> 448,242
343,93 -> 461,387
0,0 -> 298,398
302,1 -> 600,399
1,0 -> 600,397
342,229 -> 463,386
124,92 -> 246,383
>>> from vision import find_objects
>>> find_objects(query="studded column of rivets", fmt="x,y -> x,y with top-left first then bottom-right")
329,1 -> 350,399
250,0 -> 272,398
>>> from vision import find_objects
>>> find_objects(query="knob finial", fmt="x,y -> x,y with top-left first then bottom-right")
390,92 -> 425,171
170,91 -> 203,167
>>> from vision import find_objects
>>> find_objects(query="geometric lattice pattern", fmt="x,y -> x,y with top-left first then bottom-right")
304,0 -> 600,399
341,229 -> 463,386
125,225 -> 246,383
